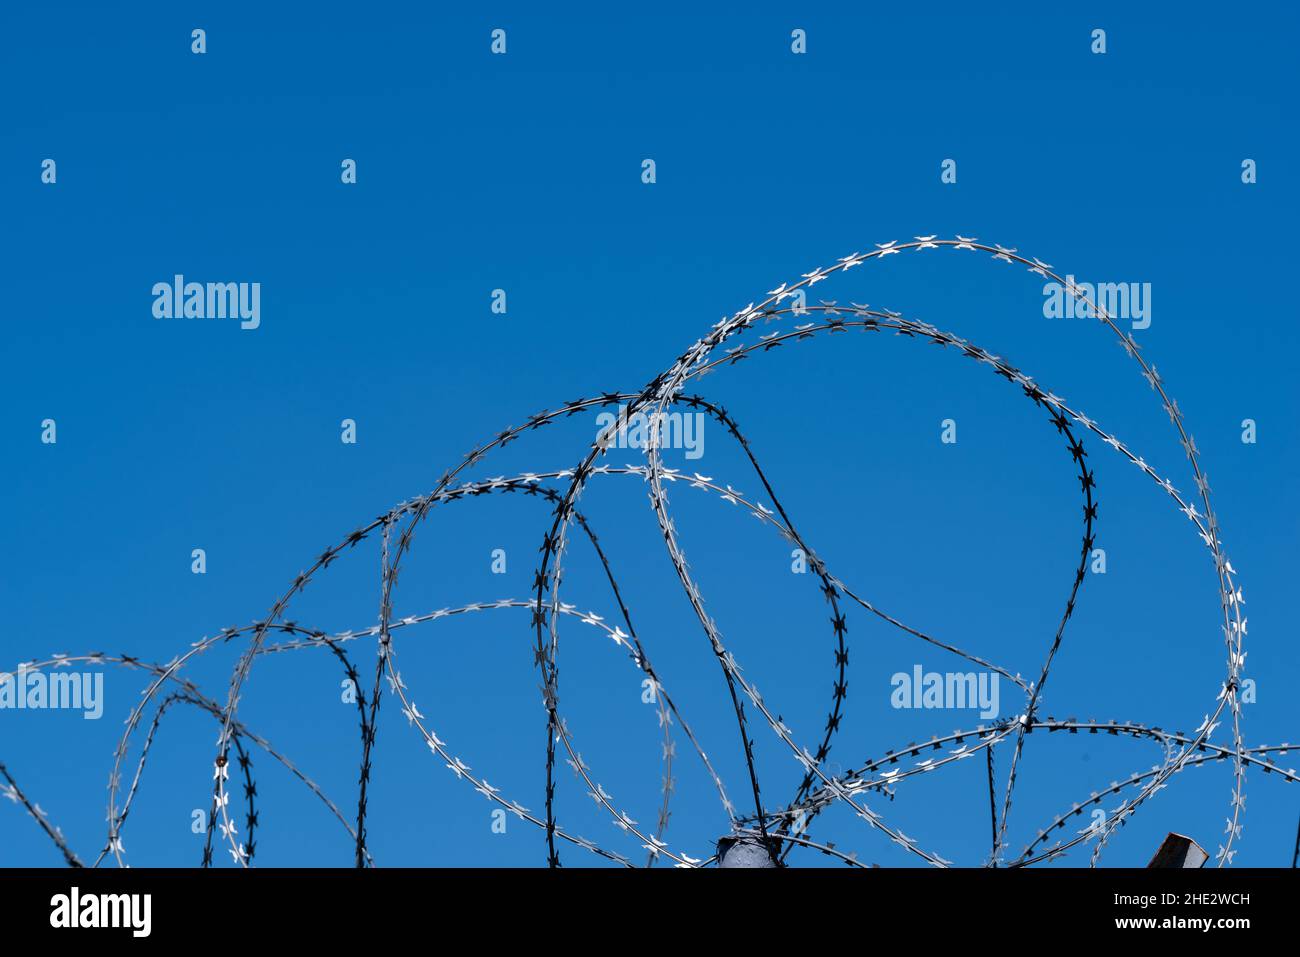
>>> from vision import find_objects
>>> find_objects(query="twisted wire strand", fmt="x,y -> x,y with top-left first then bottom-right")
2,238 -> 1275,868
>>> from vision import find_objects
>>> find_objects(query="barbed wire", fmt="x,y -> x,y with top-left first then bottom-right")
2,237 -> 1287,867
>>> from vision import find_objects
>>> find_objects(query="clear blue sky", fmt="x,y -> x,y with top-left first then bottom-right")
2,2 -> 1296,867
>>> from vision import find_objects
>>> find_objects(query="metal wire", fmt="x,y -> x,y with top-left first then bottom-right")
2,238 -> 1284,868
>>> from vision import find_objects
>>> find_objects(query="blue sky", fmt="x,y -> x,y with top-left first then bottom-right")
1,2 -> 1296,867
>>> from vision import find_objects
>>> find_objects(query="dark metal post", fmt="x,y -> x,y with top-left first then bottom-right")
1147,832 -> 1208,868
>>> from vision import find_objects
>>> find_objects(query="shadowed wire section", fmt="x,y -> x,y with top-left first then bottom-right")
3,239 -> 1285,868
